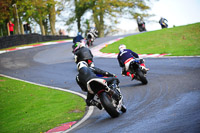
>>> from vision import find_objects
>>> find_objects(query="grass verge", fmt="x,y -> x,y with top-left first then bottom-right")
101,23 -> 200,56
0,75 -> 85,133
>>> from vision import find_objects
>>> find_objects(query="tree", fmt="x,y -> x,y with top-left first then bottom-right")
0,0 -> 12,36
89,0 -> 152,37
48,1 -> 56,35
0,0 -> 68,36
67,0 -> 153,37
65,0 -> 90,34
48,0 -> 66,35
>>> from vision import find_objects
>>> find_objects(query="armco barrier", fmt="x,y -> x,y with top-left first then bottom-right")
0,34 -> 74,49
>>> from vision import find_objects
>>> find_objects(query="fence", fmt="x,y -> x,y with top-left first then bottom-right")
0,34 -> 74,49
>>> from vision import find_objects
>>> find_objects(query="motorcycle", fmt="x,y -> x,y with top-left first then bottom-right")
86,35 -> 93,47
87,78 -> 126,118
162,19 -> 168,28
138,22 -> 146,32
129,59 -> 148,84
73,39 -> 95,67
86,29 -> 98,47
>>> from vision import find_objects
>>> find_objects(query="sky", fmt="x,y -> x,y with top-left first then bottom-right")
52,0 -> 200,36
117,0 -> 200,33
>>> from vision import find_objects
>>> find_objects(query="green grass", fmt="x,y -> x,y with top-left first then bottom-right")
101,23 -> 200,56
0,76 -> 85,133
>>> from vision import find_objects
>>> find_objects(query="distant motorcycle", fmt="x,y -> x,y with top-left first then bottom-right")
138,22 -> 146,32
159,18 -> 168,29
129,59 -> 148,84
161,19 -> 168,28
87,78 -> 126,118
86,34 -> 93,46
86,28 -> 98,47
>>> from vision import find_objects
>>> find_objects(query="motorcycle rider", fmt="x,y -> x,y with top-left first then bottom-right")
137,16 -> 146,32
117,44 -> 149,80
72,32 -> 84,51
74,40 -> 94,67
159,17 -> 168,29
86,26 -> 98,46
76,61 -> 119,109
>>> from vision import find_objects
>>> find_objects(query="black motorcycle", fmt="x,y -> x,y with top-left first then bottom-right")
86,34 -> 93,47
129,59 -> 148,84
86,29 -> 98,47
138,22 -> 146,32
87,78 -> 126,118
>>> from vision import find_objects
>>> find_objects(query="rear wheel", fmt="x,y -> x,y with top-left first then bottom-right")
99,92 -> 120,118
136,69 -> 148,84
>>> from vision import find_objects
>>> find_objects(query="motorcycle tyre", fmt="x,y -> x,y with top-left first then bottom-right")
136,69 -> 148,85
99,92 -> 120,118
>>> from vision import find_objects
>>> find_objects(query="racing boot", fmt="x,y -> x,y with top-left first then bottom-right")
121,67 -> 127,76
126,72 -> 134,80
140,63 -> 149,74
90,100 -> 102,110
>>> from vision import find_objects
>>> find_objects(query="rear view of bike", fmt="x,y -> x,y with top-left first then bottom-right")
87,79 -> 126,118
86,34 -> 93,47
129,60 -> 148,84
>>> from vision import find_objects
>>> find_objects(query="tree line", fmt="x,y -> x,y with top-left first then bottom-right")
0,0 -> 154,37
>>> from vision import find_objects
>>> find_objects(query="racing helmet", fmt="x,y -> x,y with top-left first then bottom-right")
77,32 -> 82,36
77,61 -> 88,70
119,44 -> 126,51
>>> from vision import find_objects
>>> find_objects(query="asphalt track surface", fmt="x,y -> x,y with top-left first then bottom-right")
0,34 -> 200,133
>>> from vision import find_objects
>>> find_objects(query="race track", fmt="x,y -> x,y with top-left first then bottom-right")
0,34 -> 200,133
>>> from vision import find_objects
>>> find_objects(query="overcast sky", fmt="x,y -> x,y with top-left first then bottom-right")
118,0 -> 200,32
53,0 -> 200,36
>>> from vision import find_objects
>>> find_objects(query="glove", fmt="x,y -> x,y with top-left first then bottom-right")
134,59 -> 140,63
112,74 -> 117,77
106,72 -> 116,77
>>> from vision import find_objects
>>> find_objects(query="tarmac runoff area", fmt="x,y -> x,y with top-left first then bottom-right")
1,38 -> 198,133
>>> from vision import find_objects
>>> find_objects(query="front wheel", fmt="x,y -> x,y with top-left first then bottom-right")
136,69 -> 148,84
99,92 -> 120,118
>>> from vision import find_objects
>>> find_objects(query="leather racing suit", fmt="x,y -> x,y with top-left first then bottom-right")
76,66 -> 119,108
74,47 -> 93,65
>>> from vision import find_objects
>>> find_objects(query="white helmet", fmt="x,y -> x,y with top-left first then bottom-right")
119,44 -> 126,51
77,61 -> 88,70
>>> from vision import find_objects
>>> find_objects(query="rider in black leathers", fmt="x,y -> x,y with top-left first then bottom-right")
74,43 -> 94,66
76,61 -> 119,109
